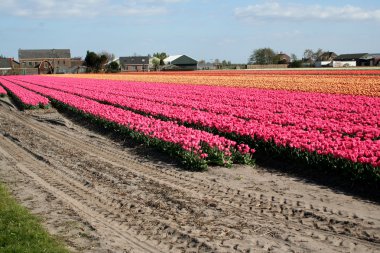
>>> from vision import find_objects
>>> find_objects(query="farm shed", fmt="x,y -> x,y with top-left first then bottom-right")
359,54 -> 380,66
18,49 -> 72,74
333,53 -> 367,67
119,56 -> 149,72
163,55 -> 197,71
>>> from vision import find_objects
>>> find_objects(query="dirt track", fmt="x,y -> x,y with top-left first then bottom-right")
0,98 -> 379,253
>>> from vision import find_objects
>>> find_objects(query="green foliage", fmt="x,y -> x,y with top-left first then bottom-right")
107,61 -> 120,73
248,48 -> 276,65
151,57 -> 161,71
153,52 -> 168,65
288,60 -> 303,68
84,50 -> 108,73
0,184 -> 68,253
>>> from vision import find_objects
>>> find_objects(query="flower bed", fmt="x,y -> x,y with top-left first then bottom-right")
64,72 -> 380,96
13,75 -> 379,186
121,69 -> 380,76
6,77 -> 254,170
18,76 -> 380,164
0,77 -> 49,109
6,75 -> 379,186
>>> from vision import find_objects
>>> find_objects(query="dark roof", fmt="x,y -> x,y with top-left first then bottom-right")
360,53 -> 380,60
317,52 -> 337,61
119,56 -> 149,65
0,58 -> 12,68
18,49 -> 71,59
277,53 -> 290,61
334,53 -> 368,61
165,55 -> 197,65
277,53 -> 290,58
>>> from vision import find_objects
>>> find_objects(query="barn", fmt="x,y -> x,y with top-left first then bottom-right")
163,55 -> 197,71
333,53 -> 367,68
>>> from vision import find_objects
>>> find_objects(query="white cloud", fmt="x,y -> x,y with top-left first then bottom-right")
0,0 -> 186,18
235,2 -> 380,22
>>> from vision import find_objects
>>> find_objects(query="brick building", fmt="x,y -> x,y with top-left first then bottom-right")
18,49 -> 72,74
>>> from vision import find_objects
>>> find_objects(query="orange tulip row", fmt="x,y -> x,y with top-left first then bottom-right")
62,73 -> 380,97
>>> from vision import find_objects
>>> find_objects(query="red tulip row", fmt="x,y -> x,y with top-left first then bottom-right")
3,76 -> 255,170
14,75 -> 379,168
0,77 -> 49,109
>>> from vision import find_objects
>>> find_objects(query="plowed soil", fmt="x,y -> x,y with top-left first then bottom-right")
0,97 -> 379,253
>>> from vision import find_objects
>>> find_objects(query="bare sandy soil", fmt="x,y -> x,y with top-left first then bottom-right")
0,97 -> 379,253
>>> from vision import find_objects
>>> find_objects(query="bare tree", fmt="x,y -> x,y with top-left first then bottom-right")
98,50 -> 115,63
303,48 -> 324,64
248,48 -> 276,65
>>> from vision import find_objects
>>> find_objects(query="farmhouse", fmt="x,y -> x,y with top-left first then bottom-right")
276,53 -> 291,64
163,55 -> 197,71
0,58 -> 20,75
18,49 -> 73,74
315,52 -> 337,67
119,56 -> 149,72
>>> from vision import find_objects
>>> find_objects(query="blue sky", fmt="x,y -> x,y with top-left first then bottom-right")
0,0 -> 379,63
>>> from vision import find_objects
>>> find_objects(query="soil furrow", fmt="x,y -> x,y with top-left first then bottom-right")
7,109 -> 380,245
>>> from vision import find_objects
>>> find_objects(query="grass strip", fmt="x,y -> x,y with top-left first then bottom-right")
0,183 -> 68,253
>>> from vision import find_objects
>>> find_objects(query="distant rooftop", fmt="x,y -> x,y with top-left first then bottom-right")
334,53 -> 368,61
18,49 -> 71,59
0,58 -> 12,69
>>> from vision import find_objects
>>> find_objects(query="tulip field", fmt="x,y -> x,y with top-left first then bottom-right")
0,70 -> 379,185
68,70 -> 380,97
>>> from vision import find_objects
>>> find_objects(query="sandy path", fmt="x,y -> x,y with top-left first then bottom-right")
0,100 -> 379,252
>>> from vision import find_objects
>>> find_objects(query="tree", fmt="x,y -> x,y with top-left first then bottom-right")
153,52 -> 168,65
303,48 -> 324,64
303,49 -> 313,61
84,50 -> 108,73
248,48 -> 276,65
98,51 -> 115,63
290,53 -> 298,62
84,51 -> 98,72
289,55 -> 302,68
107,61 -> 120,73
151,57 -> 161,71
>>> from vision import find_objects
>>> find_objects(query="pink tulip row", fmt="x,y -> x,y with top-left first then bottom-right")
0,77 -> 50,108
13,75 -> 379,168
4,76 -> 255,168
0,85 -> 6,95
